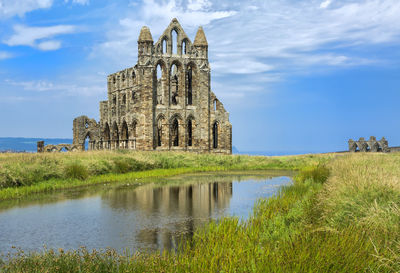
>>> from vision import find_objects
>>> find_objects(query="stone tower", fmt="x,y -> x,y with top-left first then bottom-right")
73,18 -> 232,154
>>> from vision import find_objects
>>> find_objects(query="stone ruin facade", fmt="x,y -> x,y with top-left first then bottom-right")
348,137 -> 389,153
72,19 -> 232,154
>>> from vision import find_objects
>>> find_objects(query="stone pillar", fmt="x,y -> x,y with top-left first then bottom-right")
37,141 -> 45,153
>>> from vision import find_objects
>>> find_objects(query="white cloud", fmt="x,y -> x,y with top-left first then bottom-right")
206,0 -> 400,76
187,0 -> 211,11
4,24 -> 76,51
0,51 -> 13,60
93,0 -> 400,76
320,0 -> 332,9
4,78 -> 104,96
72,0 -> 89,4
37,40 -> 62,50
91,0 -> 236,63
0,0 -> 53,18
64,0 -> 89,5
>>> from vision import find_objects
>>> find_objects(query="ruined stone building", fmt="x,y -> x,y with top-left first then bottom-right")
73,18 -> 232,154
348,137 -> 389,153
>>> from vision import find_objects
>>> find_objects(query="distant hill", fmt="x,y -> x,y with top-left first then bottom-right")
0,137 -> 72,152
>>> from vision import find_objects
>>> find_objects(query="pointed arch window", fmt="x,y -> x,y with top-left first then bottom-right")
182,39 -> 187,55
103,123 -> 111,149
156,64 -> 163,105
212,122 -> 218,149
162,38 -> 167,54
170,64 -> 179,105
187,67 -> 192,105
157,118 -> 163,147
187,119 -> 193,146
171,29 -> 178,54
171,118 -> 179,146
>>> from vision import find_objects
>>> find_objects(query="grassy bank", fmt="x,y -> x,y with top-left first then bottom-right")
1,152 -> 400,272
0,151 -> 333,200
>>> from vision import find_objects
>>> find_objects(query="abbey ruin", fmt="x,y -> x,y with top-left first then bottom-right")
72,19 -> 232,154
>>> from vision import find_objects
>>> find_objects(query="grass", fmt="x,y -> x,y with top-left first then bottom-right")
0,151 -> 333,200
1,152 -> 400,272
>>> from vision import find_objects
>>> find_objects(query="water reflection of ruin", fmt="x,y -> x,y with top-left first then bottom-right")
102,179 -> 233,250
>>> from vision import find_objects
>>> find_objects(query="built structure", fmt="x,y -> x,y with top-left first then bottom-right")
72,18 -> 232,153
348,137 -> 389,153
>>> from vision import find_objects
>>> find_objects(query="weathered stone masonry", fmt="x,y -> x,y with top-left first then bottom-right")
72,19 -> 232,154
348,137 -> 389,153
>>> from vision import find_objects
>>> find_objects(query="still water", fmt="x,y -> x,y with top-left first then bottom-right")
0,171 -> 292,254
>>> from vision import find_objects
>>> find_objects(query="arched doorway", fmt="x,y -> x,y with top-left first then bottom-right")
103,123 -> 111,149
112,122 -> 119,149
121,121 -> 129,149
157,116 -> 164,147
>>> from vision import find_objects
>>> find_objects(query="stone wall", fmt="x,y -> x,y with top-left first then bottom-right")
348,136 -> 389,153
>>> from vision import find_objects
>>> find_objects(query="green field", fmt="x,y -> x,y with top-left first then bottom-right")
0,151 -> 332,200
1,151 -> 399,272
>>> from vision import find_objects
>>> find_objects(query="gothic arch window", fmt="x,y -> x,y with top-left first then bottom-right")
171,29 -> 178,54
121,121 -> 129,149
187,119 -> 193,147
103,123 -> 111,149
132,71 -> 136,79
122,73 -> 125,82
171,118 -> 179,147
187,66 -> 193,105
182,39 -> 187,55
212,121 -> 218,149
170,64 -> 179,105
113,76 -> 116,85
84,132 -> 92,151
162,38 -> 167,54
113,96 -> 117,105
156,63 -> 164,105
132,90 -> 137,103
132,120 -> 137,137
157,117 -> 164,147
112,122 -> 119,148
213,99 -> 217,111
122,94 -> 126,104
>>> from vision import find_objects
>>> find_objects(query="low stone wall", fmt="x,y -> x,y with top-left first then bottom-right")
37,141 -> 81,153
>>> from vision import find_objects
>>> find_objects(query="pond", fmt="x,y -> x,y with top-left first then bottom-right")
0,171 -> 292,254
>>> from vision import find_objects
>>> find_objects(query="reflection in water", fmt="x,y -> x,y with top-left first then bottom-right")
0,172 -> 292,254
103,181 -> 232,251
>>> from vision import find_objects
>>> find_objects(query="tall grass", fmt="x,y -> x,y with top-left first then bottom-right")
1,153 -> 399,272
0,151 -> 334,200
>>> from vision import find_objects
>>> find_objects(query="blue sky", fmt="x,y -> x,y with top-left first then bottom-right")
0,0 -> 400,153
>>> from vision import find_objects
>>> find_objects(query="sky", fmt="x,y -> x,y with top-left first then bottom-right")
0,0 -> 400,153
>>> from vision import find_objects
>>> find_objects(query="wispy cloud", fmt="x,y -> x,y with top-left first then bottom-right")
0,0 -> 53,18
4,78 -> 104,96
0,51 -> 13,60
91,0 -> 236,63
88,0 -> 400,102
207,0 -> 400,76
4,24 -> 77,51
67,0 -> 90,5
93,0 -> 400,78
